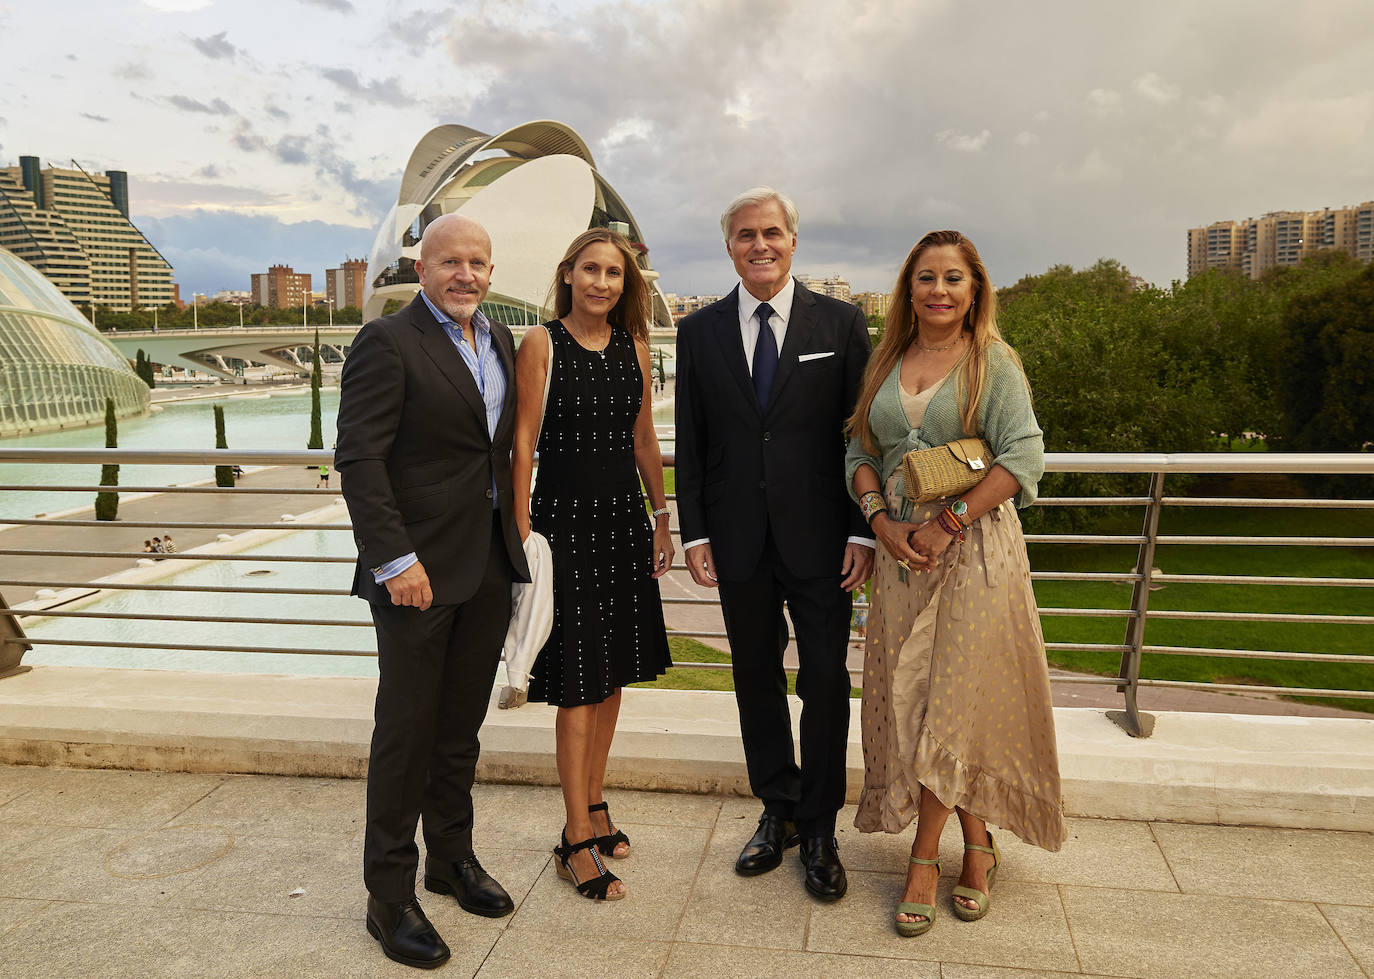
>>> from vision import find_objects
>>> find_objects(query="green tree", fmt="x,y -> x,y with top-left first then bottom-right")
1277,261 -> 1374,462
134,348 -> 156,388
213,404 -> 235,487
94,398 -> 120,521
308,327 -> 324,450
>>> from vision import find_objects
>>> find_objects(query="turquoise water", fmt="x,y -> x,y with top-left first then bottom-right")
0,388 -> 340,520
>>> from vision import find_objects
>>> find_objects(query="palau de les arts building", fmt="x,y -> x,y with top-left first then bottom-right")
364,120 -> 673,330
0,245 -> 150,439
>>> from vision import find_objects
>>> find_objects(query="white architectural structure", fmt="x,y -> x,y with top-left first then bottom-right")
364,121 -> 673,329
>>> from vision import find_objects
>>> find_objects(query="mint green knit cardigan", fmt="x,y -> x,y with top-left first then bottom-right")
845,341 -> 1044,509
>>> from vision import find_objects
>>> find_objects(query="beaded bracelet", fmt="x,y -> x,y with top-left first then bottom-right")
650,506 -> 671,519
935,508 -> 965,541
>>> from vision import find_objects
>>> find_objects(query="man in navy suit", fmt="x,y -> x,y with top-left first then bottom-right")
675,188 -> 873,901
337,213 -> 529,969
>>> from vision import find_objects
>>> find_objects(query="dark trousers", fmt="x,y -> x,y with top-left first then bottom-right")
363,515 -> 513,902
718,529 -> 853,838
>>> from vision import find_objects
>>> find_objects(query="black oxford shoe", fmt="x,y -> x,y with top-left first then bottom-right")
423,853 -> 514,918
735,814 -> 800,876
799,836 -> 848,901
366,895 -> 450,970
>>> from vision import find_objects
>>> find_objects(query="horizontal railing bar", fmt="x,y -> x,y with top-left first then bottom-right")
1026,534 -> 1147,545
1039,607 -> 1135,618
1141,645 -> 1373,664
5,449 -> 1374,474
13,609 -> 372,628
1044,642 -> 1132,652
1146,610 -> 1374,625
1152,573 -> 1374,587
0,448 -> 331,466
0,579 -> 352,596
1033,497 -> 1152,507
1134,678 -> 1374,699
1158,497 -> 1374,509
0,485 -> 337,496
1030,572 -> 1143,582
0,549 -> 354,564
1047,674 -> 1130,685
1155,535 -> 1374,547
0,518 -> 350,531
8,637 -> 376,656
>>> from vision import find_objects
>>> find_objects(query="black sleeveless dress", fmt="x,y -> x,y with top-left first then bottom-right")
527,321 -> 671,707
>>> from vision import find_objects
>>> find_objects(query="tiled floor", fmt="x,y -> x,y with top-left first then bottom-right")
0,766 -> 1369,978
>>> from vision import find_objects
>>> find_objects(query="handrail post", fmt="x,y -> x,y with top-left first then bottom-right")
1109,471 -> 1162,738
0,590 -> 33,680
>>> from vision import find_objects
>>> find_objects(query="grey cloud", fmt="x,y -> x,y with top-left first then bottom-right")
320,67 -> 410,106
264,101 -> 289,120
295,0 -> 355,12
137,210 -> 372,296
165,94 -> 234,115
65,54 -> 76,61
191,31 -> 239,60
418,0 -> 1374,293
195,164 -> 221,179
115,62 -> 152,80
273,134 -> 311,165
79,112 -> 111,123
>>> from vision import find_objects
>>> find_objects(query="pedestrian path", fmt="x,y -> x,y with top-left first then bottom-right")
0,766 -> 1369,978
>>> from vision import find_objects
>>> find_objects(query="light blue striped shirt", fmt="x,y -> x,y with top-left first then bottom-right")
373,293 -> 507,585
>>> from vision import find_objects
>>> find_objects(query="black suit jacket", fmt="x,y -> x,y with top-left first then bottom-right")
336,294 -> 530,606
674,281 -> 872,581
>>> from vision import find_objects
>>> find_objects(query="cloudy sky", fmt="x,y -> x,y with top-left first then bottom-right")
2,0 -> 1372,299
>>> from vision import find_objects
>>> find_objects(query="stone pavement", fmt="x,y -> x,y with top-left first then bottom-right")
0,766 -> 1371,979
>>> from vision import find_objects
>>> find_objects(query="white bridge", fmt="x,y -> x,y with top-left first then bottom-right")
105,325 -> 363,380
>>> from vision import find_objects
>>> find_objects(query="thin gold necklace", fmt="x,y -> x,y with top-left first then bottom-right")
915,334 -> 964,353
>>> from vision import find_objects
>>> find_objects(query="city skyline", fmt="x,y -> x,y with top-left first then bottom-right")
2,0 -> 1372,299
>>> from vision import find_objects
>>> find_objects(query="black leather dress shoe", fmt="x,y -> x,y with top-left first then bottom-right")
735,814 -> 800,876
366,895 -> 450,970
423,853 -> 514,918
799,836 -> 848,901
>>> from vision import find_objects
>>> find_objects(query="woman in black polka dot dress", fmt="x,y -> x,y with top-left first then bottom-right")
511,229 -> 673,900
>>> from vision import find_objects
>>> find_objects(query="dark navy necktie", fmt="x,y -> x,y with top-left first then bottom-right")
752,301 -> 778,410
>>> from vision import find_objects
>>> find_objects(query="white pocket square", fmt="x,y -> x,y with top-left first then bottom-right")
798,351 -> 835,362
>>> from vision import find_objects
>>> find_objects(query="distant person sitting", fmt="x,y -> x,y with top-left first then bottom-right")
141,539 -> 154,554
151,537 -> 165,560
161,534 -> 178,554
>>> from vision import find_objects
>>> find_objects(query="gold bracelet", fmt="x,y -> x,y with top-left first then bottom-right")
859,491 -> 886,524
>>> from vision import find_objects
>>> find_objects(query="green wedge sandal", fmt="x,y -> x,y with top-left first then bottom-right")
896,856 -> 940,937
952,831 -> 999,922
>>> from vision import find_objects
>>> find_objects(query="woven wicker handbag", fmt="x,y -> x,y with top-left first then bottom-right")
899,437 -> 993,505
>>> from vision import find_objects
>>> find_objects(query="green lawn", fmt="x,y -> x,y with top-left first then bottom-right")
1030,490 -> 1374,713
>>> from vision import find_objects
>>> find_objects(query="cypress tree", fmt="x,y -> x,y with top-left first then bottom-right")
95,398 -> 120,520
308,327 -> 324,450
214,404 -> 235,487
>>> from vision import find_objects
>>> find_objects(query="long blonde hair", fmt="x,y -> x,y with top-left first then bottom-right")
546,228 -> 651,344
847,230 -> 1021,455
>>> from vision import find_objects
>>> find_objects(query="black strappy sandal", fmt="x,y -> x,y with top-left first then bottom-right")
589,801 -> 631,859
553,830 -> 626,901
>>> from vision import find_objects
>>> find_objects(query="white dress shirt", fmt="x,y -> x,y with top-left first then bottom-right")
683,278 -> 874,554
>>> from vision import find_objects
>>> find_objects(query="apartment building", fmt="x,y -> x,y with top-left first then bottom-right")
0,155 -> 174,311
1188,200 -> 1374,279
250,265 -> 313,309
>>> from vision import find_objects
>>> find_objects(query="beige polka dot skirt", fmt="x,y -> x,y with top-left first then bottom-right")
854,482 -> 1067,852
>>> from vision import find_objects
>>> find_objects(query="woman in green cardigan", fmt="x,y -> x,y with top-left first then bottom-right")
845,230 -> 1065,937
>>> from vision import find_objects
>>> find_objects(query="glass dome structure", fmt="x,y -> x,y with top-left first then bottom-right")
0,246 -> 150,438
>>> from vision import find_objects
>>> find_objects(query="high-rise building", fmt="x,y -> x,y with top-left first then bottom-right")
250,265 -> 312,308
1187,200 -> 1374,279
795,273 -> 851,303
661,293 -> 722,322
0,155 -> 174,312
852,291 -> 890,319
324,257 -> 367,310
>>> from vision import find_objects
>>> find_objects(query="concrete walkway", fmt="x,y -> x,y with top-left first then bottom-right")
0,765 -> 1371,978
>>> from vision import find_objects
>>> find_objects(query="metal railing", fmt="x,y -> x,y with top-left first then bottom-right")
1,447 -> 1371,738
